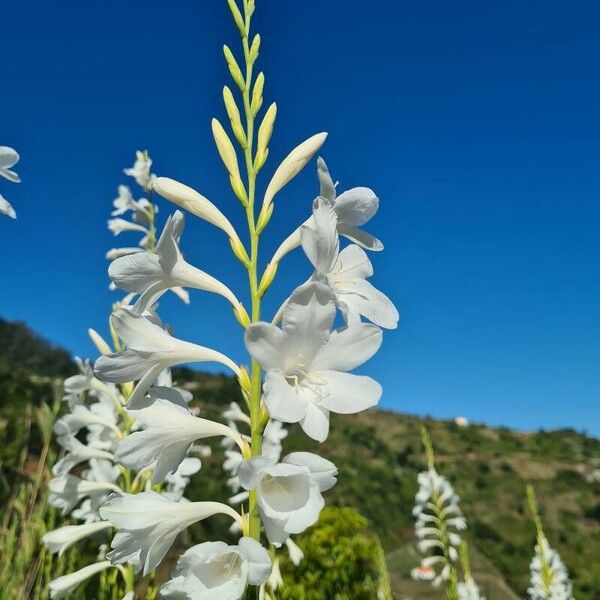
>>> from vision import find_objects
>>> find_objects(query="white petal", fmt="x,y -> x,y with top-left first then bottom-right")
0,194 -> 16,218
301,197 -> 339,273
283,452 -> 337,492
314,371 -> 381,414
238,537 -> 272,585
263,133 -> 327,208
333,244 -> 373,279
337,278 -> 399,329
299,402 -> 330,442
313,323 -> 382,371
316,157 -> 336,201
0,146 -> 20,170
244,323 -> 285,371
263,371 -> 308,423
334,187 -> 378,226
337,223 -> 383,251
43,521 -> 112,556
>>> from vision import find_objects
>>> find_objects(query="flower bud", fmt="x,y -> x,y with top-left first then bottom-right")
230,236 -> 250,266
88,328 -> 112,355
223,45 -> 246,90
223,86 -> 247,147
256,202 -> 273,234
258,261 -> 277,296
234,304 -> 251,329
251,72 -> 264,115
257,102 -> 276,157
212,118 -> 241,181
226,0 -> 245,35
250,34 -> 261,62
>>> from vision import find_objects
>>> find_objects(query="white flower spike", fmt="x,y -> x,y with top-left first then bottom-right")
245,281 -> 382,441
124,150 -> 154,190
99,491 -> 242,574
160,538 -> 271,600
94,308 -> 240,407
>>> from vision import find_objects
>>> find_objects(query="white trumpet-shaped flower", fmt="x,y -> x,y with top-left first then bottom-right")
153,177 -> 241,244
238,452 -> 337,546
301,197 -> 398,329
109,211 -> 242,316
528,535 -> 573,600
160,537 -> 271,600
94,308 -> 240,407
99,491 -> 242,574
52,434 -> 115,476
245,281 -> 382,441
49,561 -> 112,599
124,150 -> 154,190
43,521 -> 113,556
48,475 -> 123,515
53,404 -> 120,438
262,132 -> 327,209
116,391 -> 243,483
270,157 -> 382,264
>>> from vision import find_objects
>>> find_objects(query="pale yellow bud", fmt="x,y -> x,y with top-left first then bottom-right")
223,86 -> 247,147
257,102 -> 277,157
250,72 -> 264,115
249,34 -> 261,62
223,45 -> 246,90
212,118 -> 241,181
226,0 -> 246,35
88,328 -> 112,355
258,260 -> 278,296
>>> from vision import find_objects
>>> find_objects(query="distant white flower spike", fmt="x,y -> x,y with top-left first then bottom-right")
245,281 -> 382,441
165,457 -> 202,501
94,308 -> 240,408
116,391 -> 243,483
285,538 -> 304,566
109,211 -> 243,316
160,537 -> 271,600
124,150 -> 154,190
43,521 -> 112,556
99,491 -> 242,574
49,561 -> 112,599
238,452 -> 337,546
262,132 -> 327,209
153,177 -> 241,245
528,535 -> 573,600
458,579 -> 486,600
0,147 -> 21,183
301,197 -> 398,328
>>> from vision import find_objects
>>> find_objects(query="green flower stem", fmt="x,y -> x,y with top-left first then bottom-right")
240,0 -> 263,543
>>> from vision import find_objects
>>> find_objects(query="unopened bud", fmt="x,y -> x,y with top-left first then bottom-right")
258,261 -> 278,296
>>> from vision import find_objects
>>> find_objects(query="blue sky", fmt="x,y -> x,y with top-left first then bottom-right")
2,1 -> 599,435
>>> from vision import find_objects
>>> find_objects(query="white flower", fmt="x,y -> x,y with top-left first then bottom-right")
52,434 -> 114,476
0,194 -> 16,219
223,401 -> 251,425
262,132 -> 327,209
106,247 -> 145,260
271,157 -> 382,264
49,561 -> 112,599
48,475 -> 123,515
153,177 -> 241,244
262,420 -> 287,460
116,391 -> 243,483
54,404 -> 119,437
43,521 -> 112,556
0,146 -> 21,183
301,197 -> 398,329
111,185 -> 136,216
528,535 -> 573,600
94,308 -> 240,407
267,557 -> 283,592
245,281 -> 382,441
285,537 -> 304,566
160,537 -> 271,600
99,491 -> 242,574
238,452 -> 337,546
124,150 -> 154,190
109,211 -> 242,316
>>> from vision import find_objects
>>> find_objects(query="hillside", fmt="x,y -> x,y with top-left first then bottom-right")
0,320 -> 599,598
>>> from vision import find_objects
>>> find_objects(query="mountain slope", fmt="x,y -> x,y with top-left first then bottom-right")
0,321 -> 598,598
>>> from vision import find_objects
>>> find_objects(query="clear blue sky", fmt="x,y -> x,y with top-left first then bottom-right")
2,1 -> 599,435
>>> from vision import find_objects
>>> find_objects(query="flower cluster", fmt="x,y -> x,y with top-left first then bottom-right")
528,536 -> 573,600
0,145 -> 21,219
526,485 -> 574,600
